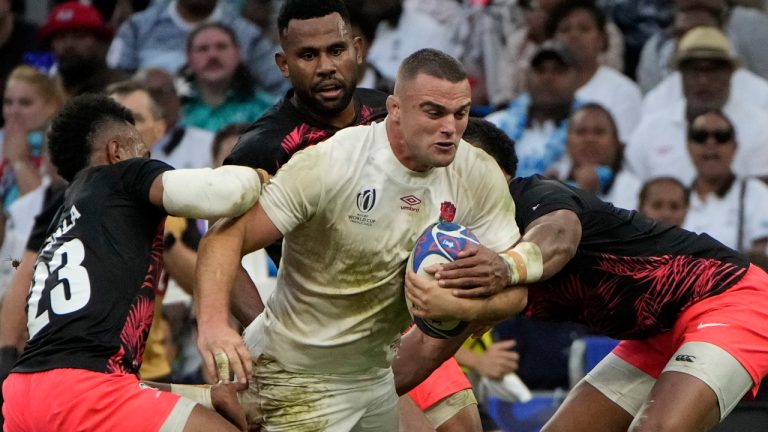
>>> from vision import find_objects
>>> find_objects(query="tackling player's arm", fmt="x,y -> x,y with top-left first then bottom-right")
392,325 -> 477,395
147,165 -> 268,219
195,203 -> 283,384
407,209 -> 581,322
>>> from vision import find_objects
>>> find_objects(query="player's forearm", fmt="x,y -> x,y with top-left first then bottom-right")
195,221 -> 246,326
0,250 -> 37,349
392,326 -> 471,395
453,286 -> 528,323
519,209 -> 581,280
163,241 -> 197,295
230,265 -> 265,327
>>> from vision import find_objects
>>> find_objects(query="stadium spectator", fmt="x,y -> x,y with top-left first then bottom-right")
107,0 -> 288,95
107,80 -> 167,150
40,1 -> 128,97
134,67 -> 215,169
0,0 -> 41,128
548,103 -> 641,210
486,41 -> 581,178
548,0 -> 642,141
626,26 -> 768,184
638,177 -> 690,226
682,110 -> 768,269
636,6 -> 722,93
359,0 -> 459,82
179,22 -> 274,132
0,66 -> 64,290
676,0 -> 768,80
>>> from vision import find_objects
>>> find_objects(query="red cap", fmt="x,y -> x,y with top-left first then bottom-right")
39,2 -> 113,43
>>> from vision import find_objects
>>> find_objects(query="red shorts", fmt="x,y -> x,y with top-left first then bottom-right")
408,356 -> 472,410
614,264 -> 768,398
3,368 -> 181,431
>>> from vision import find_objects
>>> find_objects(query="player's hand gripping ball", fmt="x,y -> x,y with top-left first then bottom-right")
407,222 -> 479,338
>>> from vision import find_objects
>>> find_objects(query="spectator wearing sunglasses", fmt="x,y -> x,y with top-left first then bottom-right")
682,109 -> 768,270
625,26 -> 768,185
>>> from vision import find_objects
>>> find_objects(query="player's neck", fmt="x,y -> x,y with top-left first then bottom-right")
292,95 -> 356,129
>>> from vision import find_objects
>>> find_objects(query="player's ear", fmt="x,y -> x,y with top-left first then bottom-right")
352,36 -> 363,65
275,52 -> 289,78
106,139 -> 122,164
386,95 -> 400,122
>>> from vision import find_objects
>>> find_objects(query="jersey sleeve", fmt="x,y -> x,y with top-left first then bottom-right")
116,158 -> 173,206
224,126 -> 287,175
258,146 -> 328,235
510,176 -> 584,229
462,151 -> 521,252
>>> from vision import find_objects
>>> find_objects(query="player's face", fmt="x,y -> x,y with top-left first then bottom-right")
566,107 -> 619,167
687,112 -> 736,180
3,78 -> 58,131
110,90 -> 166,149
187,27 -> 241,85
641,180 -> 688,226
277,13 -> 362,117
388,74 -> 471,172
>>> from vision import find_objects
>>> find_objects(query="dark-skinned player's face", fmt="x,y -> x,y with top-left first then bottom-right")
277,12 -> 362,116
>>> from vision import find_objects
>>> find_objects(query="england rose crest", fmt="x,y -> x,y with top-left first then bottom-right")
439,201 -> 456,223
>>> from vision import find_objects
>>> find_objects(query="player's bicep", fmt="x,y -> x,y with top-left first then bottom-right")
148,173 -> 164,209
239,202 -> 283,255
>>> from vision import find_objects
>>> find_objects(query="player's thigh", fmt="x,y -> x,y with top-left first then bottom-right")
429,389 -> 481,432
629,341 -> 753,432
542,352 -> 647,432
398,395 -> 436,431
178,404 -> 241,432
542,380 -> 632,432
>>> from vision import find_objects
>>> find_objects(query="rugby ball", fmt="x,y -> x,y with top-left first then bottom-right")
406,222 -> 480,338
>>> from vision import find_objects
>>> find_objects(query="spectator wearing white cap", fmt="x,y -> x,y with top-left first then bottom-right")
625,26 -> 768,185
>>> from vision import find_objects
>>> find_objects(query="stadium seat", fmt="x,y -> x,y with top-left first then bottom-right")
486,391 -> 566,432
568,336 -> 620,388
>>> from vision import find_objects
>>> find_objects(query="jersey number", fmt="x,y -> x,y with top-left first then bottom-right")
27,239 -> 91,338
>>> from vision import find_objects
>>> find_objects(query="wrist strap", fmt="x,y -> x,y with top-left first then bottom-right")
499,242 -> 544,285
170,384 -> 213,409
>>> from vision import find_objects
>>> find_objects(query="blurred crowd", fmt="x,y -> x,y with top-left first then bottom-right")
2,0 -> 768,430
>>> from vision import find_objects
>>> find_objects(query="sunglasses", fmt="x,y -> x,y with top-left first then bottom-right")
688,128 -> 734,144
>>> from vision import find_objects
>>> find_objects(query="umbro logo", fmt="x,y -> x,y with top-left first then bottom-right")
400,195 -> 421,206
675,354 -> 696,363
400,195 -> 422,213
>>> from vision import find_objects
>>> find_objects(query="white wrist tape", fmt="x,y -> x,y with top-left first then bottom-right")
162,166 -> 262,219
499,241 -> 544,285
170,384 -> 213,409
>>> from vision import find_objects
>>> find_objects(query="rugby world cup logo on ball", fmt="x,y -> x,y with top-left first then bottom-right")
407,222 -> 479,338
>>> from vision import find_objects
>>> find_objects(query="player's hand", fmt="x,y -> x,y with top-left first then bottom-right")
475,340 -> 519,380
211,380 -> 249,431
429,244 -> 509,298
405,270 -> 473,321
197,324 -> 252,385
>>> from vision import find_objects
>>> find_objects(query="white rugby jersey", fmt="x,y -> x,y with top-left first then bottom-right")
255,119 -> 520,374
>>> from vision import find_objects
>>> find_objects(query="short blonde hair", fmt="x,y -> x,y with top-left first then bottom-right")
7,65 -> 66,108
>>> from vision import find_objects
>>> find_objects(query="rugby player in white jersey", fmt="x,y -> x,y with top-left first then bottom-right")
196,49 -> 540,430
